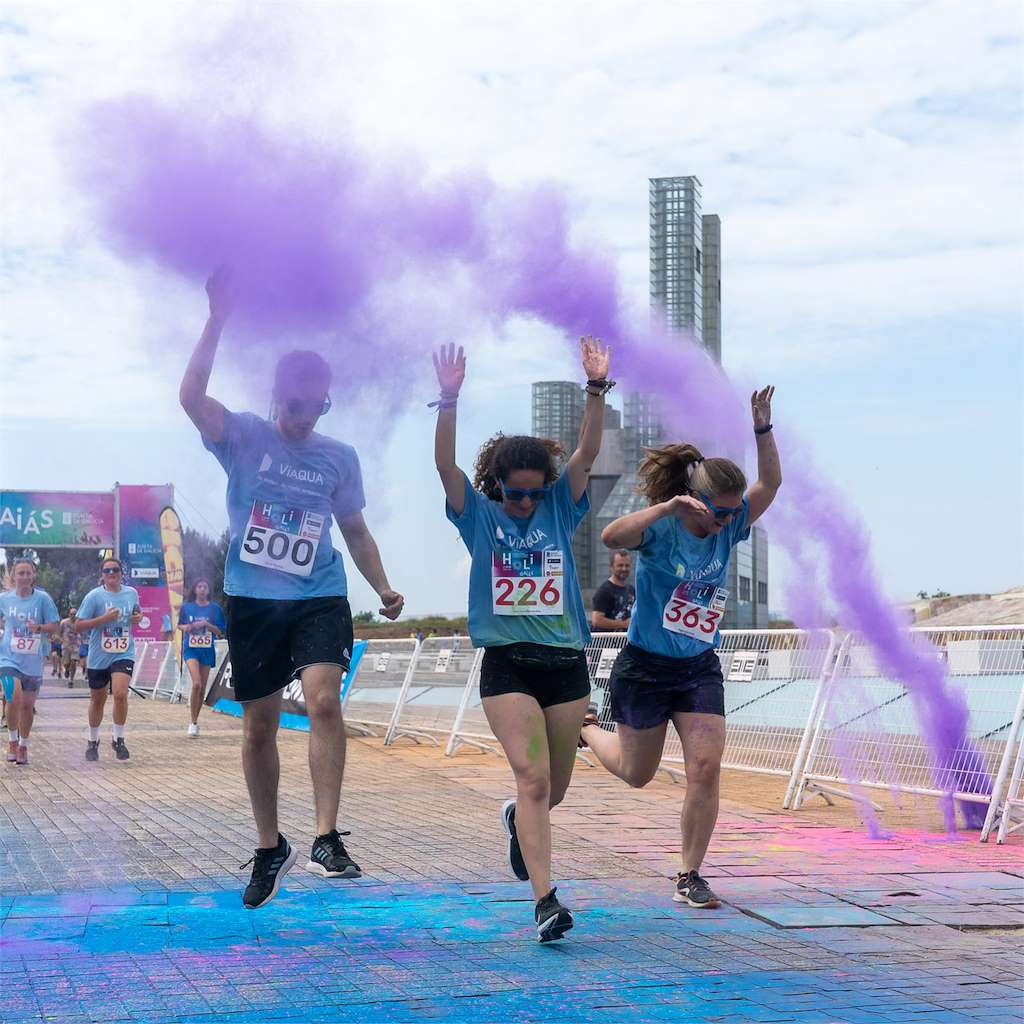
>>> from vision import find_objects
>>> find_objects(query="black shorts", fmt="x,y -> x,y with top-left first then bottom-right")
480,644 -> 591,709
87,660 -> 135,690
609,644 -> 724,729
226,595 -> 353,703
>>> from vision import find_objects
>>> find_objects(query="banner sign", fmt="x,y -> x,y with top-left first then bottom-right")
207,640 -> 368,730
159,507 -> 185,667
118,484 -> 174,641
0,491 -> 115,548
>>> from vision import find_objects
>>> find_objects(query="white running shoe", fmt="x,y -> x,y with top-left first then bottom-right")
187,723 -> 200,737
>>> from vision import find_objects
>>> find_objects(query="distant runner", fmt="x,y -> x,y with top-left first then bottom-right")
60,607 -> 81,686
178,579 -> 226,737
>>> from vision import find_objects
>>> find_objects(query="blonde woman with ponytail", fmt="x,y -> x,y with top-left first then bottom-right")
581,387 -> 780,909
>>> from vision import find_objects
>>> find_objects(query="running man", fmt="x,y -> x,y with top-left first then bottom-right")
591,550 -> 635,632
77,557 -> 142,762
180,270 -> 405,909
433,338 -> 612,942
178,579 -> 226,737
0,558 -> 60,765
48,632 -> 62,677
60,607 -> 81,686
580,387 -> 780,909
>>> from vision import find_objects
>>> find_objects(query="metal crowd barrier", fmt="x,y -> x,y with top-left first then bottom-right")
343,638 -> 421,737
788,627 -> 1024,830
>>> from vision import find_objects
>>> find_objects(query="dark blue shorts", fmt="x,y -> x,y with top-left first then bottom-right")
609,644 -> 725,729
183,644 -> 217,668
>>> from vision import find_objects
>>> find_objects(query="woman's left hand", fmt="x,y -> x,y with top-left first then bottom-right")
751,385 -> 774,431
580,335 -> 610,382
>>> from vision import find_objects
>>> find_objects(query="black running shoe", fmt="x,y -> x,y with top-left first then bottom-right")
306,829 -> 362,878
111,738 -> 130,761
535,887 -> 574,943
241,835 -> 297,908
673,870 -> 721,908
501,799 -> 529,881
85,740 -> 99,762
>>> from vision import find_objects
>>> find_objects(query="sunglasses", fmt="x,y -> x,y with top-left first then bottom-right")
499,480 -> 552,503
696,492 -> 744,522
283,396 -> 332,417
101,567 -> 121,575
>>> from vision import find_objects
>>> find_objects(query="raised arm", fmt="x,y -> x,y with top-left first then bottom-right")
432,343 -> 467,516
567,336 -> 611,503
745,386 -> 781,525
179,270 -> 233,444
601,494 -> 709,550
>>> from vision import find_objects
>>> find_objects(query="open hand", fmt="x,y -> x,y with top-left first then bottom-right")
432,343 -> 466,397
751,386 -> 774,431
580,335 -> 611,381
206,266 -> 235,322
378,589 -> 405,621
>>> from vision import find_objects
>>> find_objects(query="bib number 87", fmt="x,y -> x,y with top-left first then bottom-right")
492,577 -> 562,615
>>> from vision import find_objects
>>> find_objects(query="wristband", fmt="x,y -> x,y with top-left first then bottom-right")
584,378 -> 616,396
754,424 -> 773,435
428,392 -> 460,411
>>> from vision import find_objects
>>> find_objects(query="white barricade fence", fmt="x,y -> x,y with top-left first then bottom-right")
982,659 -> 1024,843
130,641 -> 177,699
343,638 -> 420,737
384,636 -> 481,747
444,649 -> 496,756
168,640 -> 231,704
659,629 -> 837,786
788,626 -> 1024,831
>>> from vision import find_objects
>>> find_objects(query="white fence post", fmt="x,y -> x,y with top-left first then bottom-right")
342,638 -> 420,737
981,674 -> 1024,842
444,650 -> 498,756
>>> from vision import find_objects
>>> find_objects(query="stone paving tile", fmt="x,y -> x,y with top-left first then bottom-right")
1,691 -> 1022,1023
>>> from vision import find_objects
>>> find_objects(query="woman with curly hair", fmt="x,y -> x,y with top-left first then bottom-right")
581,387 -> 781,910
432,337 -> 612,943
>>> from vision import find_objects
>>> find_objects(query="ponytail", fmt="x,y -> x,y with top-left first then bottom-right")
638,443 -> 746,505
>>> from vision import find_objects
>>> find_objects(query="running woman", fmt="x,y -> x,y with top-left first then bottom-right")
178,579 -> 226,737
580,387 -> 780,909
0,558 -> 60,765
60,607 -> 81,686
77,557 -> 142,762
180,270 -> 405,909
433,338 -> 612,943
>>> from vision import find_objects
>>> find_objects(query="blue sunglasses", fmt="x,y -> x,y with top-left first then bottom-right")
499,480 -> 552,503
696,491 -> 743,521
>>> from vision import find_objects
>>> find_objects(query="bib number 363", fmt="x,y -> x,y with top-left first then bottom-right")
492,550 -> 564,616
662,582 -> 729,640
240,501 -> 324,578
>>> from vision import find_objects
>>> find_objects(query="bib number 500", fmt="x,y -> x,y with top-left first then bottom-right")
242,526 -> 316,572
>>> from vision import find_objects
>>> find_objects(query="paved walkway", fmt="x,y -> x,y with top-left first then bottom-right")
1,683 -> 1022,1023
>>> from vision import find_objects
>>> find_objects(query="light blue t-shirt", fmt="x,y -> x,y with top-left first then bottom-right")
446,470 -> 591,650
0,588 -> 60,678
78,585 -> 141,669
627,500 -> 750,659
178,600 -> 226,655
204,411 -> 365,600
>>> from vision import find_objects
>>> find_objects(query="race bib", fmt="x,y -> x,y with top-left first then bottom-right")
11,628 -> 40,655
189,631 -> 213,649
662,581 -> 728,640
239,500 -> 324,578
492,549 -> 564,616
101,629 -> 130,654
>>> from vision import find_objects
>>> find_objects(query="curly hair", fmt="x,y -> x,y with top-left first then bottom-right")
638,443 -> 746,506
472,433 -> 565,502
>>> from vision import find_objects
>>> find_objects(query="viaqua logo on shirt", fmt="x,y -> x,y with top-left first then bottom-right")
257,452 -> 326,487
677,559 -> 724,580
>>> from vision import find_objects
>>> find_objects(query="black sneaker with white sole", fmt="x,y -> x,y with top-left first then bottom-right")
306,829 -> 362,878
85,740 -> 99,762
111,738 -> 130,761
241,834 -> 297,908
673,870 -> 721,908
535,887 -> 574,943
501,799 -> 529,881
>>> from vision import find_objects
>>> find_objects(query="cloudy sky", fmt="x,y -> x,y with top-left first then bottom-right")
1,1 -> 1021,617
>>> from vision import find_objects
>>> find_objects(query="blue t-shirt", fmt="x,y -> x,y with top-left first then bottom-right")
78,585 -> 141,669
0,588 -> 60,678
204,411 -> 365,600
627,501 -> 750,659
446,470 -> 591,650
178,601 -> 226,655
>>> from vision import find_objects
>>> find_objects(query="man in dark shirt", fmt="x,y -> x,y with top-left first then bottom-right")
591,550 -> 635,632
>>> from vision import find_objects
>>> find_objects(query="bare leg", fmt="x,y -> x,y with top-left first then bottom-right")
110,673 -> 131,727
301,663 -> 346,837
484,692 -> 555,901
7,685 -> 22,736
88,687 -> 107,729
186,660 -> 210,725
580,718 -> 668,787
17,687 -> 39,739
672,712 -> 726,872
544,696 -> 592,809
241,690 -> 284,848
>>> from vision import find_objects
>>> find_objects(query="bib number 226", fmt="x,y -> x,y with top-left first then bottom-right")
493,577 -> 562,610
